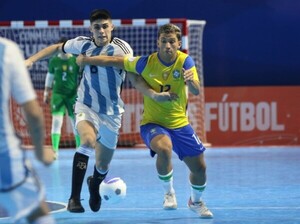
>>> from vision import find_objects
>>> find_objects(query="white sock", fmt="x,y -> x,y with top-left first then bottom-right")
158,170 -> 175,194
190,183 -> 206,203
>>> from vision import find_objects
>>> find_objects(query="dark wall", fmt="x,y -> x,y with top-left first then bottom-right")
1,0 -> 299,86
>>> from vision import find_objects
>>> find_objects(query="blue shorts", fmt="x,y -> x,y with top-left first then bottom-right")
140,123 -> 206,160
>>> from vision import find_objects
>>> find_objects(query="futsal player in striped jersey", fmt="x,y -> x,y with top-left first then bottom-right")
25,9 -> 177,213
0,37 -> 55,223
76,23 -> 213,218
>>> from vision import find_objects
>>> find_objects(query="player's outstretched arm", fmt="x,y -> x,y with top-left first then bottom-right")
127,73 -> 178,102
76,54 -> 125,69
25,43 -> 63,68
22,100 -> 54,165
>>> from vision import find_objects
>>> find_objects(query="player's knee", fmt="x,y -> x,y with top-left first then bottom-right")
154,144 -> 172,159
80,133 -> 96,148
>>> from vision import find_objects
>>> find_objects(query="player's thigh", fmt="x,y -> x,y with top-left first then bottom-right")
140,123 -> 172,154
97,123 -> 119,150
50,93 -> 65,114
75,104 -> 99,146
65,95 -> 76,117
76,120 -> 97,147
150,134 -> 172,154
170,124 -> 206,160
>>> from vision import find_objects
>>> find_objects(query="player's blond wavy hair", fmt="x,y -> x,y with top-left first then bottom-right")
158,23 -> 182,41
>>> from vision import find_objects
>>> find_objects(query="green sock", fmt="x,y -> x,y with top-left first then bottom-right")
75,135 -> 81,148
51,133 -> 61,152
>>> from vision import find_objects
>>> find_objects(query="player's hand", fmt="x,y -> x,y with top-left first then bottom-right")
42,147 -> 55,165
76,54 -> 86,67
35,147 -> 55,166
183,68 -> 194,82
152,92 -> 179,102
25,59 -> 34,68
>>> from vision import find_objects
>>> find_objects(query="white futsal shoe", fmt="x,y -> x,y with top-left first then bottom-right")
163,192 -> 177,210
188,197 -> 213,218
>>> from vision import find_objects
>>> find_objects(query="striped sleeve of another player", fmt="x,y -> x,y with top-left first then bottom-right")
112,38 -> 133,55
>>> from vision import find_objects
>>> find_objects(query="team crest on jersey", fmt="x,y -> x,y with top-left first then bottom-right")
172,70 -> 181,79
62,65 -> 67,71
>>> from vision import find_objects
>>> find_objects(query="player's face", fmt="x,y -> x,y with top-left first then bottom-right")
157,33 -> 181,62
90,19 -> 114,46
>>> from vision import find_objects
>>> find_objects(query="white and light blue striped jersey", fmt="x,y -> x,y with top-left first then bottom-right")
63,36 -> 133,115
0,38 -> 36,190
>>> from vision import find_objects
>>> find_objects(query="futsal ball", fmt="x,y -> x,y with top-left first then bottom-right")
100,177 -> 127,204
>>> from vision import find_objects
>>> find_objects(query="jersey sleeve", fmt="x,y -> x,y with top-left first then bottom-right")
48,57 -> 55,74
124,56 -> 147,75
63,36 -> 91,55
8,42 -> 36,104
183,55 -> 199,82
111,38 -> 133,57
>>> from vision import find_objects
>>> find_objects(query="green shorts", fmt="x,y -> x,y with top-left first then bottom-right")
50,92 -> 77,117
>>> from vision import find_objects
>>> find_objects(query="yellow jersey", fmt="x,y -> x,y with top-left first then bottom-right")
124,51 -> 199,129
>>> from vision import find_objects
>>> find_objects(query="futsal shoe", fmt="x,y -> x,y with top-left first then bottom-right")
187,197 -> 213,218
67,198 -> 85,213
163,192 -> 177,210
87,176 -> 101,212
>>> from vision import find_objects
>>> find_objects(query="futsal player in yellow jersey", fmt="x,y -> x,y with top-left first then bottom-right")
125,51 -> 194,129
76,23 -> 213,218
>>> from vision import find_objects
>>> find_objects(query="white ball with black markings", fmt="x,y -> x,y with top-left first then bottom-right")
100,177 -> 127,204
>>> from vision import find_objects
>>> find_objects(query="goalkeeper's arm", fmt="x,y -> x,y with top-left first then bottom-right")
43,72 -> 54,103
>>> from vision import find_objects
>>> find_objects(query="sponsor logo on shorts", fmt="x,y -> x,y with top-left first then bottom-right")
150,128 -> 156,135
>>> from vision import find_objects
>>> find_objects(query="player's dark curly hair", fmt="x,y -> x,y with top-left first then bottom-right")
90,9 -> 112,23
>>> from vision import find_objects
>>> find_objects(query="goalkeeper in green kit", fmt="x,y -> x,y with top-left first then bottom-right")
43,38 -> 81,159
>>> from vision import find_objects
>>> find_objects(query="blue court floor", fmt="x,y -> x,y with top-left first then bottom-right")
1,146 -> 300,224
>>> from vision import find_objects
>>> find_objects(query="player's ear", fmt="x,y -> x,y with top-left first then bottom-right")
89,25 -> 92,33
178,40 -> 182,49
111,24 -> 115,31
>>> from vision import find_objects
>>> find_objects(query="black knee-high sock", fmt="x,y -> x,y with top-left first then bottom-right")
92,166 -> 108,189
70,152 -> 89,199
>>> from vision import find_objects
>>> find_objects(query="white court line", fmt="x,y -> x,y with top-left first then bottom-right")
99,206 -> 300,211
47,201 -> 68,214
2,204 -> 299,220
44,200 -> 300,212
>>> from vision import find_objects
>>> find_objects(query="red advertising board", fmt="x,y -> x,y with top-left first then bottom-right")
205,86 -> 300,146
11,86 -> 300,147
